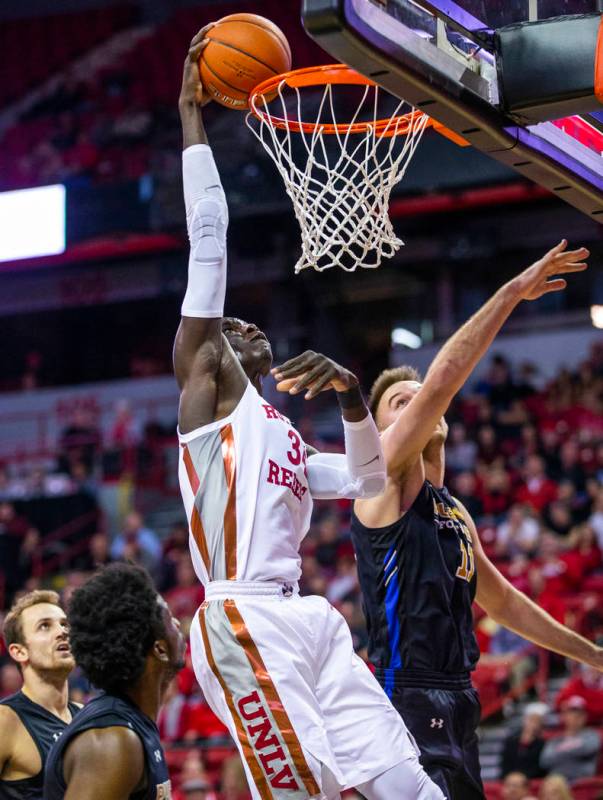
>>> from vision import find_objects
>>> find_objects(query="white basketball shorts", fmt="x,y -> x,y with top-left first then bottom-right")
189,580 -> 424,799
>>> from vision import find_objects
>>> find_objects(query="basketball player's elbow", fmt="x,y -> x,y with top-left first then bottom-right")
478,574 -> 514,624
354,470 -> 387,499
424,360 -> 461,401
189,195 -> 228,264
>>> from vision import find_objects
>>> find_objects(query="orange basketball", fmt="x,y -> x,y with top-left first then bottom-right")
200,13 -> 292,110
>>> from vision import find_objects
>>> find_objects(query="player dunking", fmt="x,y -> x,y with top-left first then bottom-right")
0,591 -> 79,800
336,243 -> 603,799
44,564 -> 185,800
175,28 -> 443,800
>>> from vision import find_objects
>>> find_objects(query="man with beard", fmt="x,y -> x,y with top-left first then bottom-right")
44,564 -> 186,799
0,590 -> 79,799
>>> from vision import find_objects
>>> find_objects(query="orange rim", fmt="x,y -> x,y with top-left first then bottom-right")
248,63 -> 468,143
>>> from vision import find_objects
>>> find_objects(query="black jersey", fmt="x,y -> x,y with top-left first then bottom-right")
351,480 -> 480,692
0,691 -> 79,800
43,693 -> 171,800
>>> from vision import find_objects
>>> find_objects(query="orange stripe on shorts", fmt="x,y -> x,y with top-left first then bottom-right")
220,424 -> 237,580
224,600 -> 320,797
198,608 -> 272,800
181,443 -> 200,495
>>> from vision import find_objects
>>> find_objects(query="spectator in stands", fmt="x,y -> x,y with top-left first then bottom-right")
110,510 -> 161,574
555,664 -> 603,725
516,424 -> 540,463
174,751 -> 216,800
476,425 -> 501,467
487,625 -> 536,691
157,676 -> 189,744
480,465 -> 513,517
18,527 -> 40,585
108,399 -> 139,449
313,513 -> 342,569
164,554 -> 204,621
501,702 -> 548,779
543,501 -> 573,538
558,440 -> 587,493
70,461 -> 97,498
476,354 -> 516,409
566,522 -> 601,575
445,422 -> 477,473
452,471 -> 483,519
531,532 -> 582,604
502,772 -> 537,800
539,695 -> 601,782
590,489 -> 603,549
538,774 -> 574,800
325,552 -> 358,605
81,532 -> 113,572
515,455 -> 559,513
180,776 -> 214,800
219,755 -> 249,800
496,504 -> 541,558
0,502 -> 29,601
159,521 -> 190,591
59,408 -> 101,476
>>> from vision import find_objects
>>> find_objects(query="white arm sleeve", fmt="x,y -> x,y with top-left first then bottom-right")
181,144 -> 229,318
306,414 -> 386,500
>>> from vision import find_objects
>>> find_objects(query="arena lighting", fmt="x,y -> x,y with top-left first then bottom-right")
0,185 -> 66,262
391,327 -> 422,349
591,305 -> 603,329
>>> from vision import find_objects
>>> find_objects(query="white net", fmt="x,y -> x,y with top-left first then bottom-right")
246,78 -> 429,273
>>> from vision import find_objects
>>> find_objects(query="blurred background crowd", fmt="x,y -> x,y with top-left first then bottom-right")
1,345 -> 603,798
1,0 -> 603,797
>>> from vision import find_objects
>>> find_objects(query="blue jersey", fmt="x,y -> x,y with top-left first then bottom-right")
0,692 -> 79,800
44,693 -> 171,800
350,481 -> 480,692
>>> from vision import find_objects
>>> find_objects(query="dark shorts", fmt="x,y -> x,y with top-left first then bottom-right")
387,684 -> 485,800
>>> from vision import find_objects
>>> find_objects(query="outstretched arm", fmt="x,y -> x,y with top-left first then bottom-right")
456,499 -> 603,671
381,241 -> 589,478
272,351 -> 386,499
173,27 -> 246,431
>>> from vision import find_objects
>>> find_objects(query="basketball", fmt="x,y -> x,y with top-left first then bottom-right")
200,14 -> 292,110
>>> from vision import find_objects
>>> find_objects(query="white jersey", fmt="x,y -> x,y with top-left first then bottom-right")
178,381 -> 312,585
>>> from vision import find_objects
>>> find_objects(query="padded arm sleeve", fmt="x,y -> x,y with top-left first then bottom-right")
306,414 -> 386,500
181,144 -> 229,318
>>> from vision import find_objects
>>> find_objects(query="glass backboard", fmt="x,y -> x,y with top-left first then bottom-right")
302,0 -> 603,219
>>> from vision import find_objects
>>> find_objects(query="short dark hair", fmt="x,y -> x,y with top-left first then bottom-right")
368,365 -> 423,418
68,564 -> 165,694
222,317 -> 247,330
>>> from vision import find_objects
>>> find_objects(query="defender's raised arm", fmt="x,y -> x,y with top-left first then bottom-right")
380,240 -> 589,480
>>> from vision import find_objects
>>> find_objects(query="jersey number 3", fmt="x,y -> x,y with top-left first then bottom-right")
287,430 -> 308,477
456,536 -> 475,583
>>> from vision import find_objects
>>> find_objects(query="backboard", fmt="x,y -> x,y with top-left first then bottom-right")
302,0 -> 603,220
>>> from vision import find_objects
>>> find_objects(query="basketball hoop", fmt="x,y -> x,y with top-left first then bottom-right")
246,64 -> 466,273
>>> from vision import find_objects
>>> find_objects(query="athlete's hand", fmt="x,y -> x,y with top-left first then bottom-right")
511,240 -> 589,301
179,24 -> 215,108
272,351 -> 359,400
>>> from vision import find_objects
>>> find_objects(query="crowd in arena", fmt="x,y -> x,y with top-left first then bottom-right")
0,4 -> 321,198
0,344 -> 602,797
